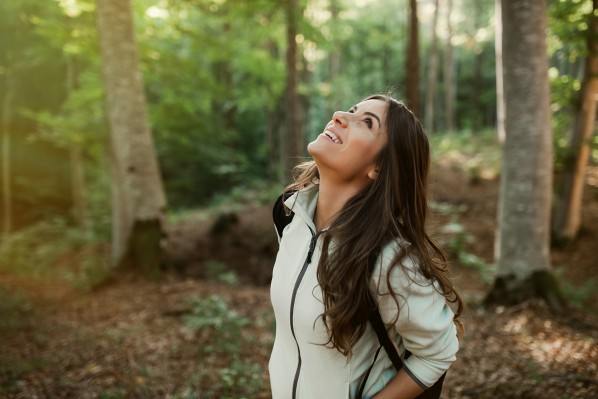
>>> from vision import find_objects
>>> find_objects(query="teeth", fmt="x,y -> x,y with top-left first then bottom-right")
325,131 -> 341,144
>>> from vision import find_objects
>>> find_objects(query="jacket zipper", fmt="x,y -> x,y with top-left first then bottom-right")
289,229 -> 318,399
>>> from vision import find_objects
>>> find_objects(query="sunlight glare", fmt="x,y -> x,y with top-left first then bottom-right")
146,6 -> 169,20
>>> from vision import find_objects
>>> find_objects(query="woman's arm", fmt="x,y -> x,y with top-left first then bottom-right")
372,246 -> 459,389
372,369 -> 424,399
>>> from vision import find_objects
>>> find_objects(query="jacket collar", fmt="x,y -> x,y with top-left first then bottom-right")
284,186 -> 318,232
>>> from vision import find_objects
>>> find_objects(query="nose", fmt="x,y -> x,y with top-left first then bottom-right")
332,111 -> 351,127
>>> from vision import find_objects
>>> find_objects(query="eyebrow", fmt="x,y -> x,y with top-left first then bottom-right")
349,105 -> 382,128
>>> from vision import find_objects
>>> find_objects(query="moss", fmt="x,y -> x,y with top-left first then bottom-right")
485,270 -> 567,312
118,219 -> 163,278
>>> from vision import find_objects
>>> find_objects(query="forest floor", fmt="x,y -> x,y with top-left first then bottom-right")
1,161 -> 598,399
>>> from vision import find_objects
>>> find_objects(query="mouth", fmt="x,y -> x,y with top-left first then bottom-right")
323,129 -> 342,144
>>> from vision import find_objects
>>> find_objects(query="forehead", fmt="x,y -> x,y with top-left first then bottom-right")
353,99 -> 387,120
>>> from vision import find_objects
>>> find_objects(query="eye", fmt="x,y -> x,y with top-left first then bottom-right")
363,118 -> 373,128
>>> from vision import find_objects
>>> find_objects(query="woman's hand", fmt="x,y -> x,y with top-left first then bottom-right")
372,369 -> 425,399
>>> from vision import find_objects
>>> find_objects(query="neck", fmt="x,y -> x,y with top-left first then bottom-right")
315,175 -> 364,231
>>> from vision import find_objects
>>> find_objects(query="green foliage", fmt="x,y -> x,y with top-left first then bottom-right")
430,129 -> 501,181
0,219 -> 111,291
440,219 -> 495,283
204,260 -> 240,286
554,268 -> 597,309
0,286 -> 33,331
548,0 -> 596,171
182,295 -> 264,398
216,357 -> 264,399
184,295 -> 248,354
0,354 -> 47,395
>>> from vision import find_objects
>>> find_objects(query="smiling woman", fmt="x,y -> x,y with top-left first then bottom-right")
307,99 -> 388,196
269,94 -> 464,399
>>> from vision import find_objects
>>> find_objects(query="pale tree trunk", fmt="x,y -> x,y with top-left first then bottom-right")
444,0 -> 455,132
96,0 -> 167,274
284,0 -> 302,182
424,0 -> 441,132
494,0 -> 505,143
552,0 -> 598,244
487,0 -> 565,310
326,0 -> 341,118
406,0 -> 420,117
472,1 -> 483,135
1,68 -> 14,238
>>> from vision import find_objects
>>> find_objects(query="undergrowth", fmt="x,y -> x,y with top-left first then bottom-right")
0,218 -> 111,291
183,295 -> 264,398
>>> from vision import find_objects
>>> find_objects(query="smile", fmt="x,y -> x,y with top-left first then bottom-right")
323,129 -> 342,144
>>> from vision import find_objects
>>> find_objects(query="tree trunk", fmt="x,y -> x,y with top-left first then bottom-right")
96,0 -> 167,274
444,0 -> 455,132
552,0 -> 598,244
472,1 -> 483,135
406,0 -> 420,117
424,0 -> 441,132
495,0 -> 506,143
487,0 -> 565,310
327,0 -> 341,118
1,68 -> 14,238
284,0 -> 302,182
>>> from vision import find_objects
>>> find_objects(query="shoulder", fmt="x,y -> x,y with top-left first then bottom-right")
371,239 -> 434,296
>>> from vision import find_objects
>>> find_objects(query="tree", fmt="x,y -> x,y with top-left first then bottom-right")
424,0 -> 441,132
494,0 -> 505,143
96,0 -> 166,273
552,0 -> 598,244
443,0 -> 455,132
284,0 -> 302,182
406,0 -> 420,117
486,0 -> 564,310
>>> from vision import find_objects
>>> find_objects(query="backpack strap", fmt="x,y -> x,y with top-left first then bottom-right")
273,192 -> 295,240
357,305 -> 446,398
357,255 -> 446,399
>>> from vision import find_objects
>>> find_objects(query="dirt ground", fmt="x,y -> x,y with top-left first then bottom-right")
1,163 -> 597,399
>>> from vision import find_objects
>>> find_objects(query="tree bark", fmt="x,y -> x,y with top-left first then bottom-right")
424,0 -> 441,132
472,1 -> 483,135
495,0 -> 505,143
406,0 -> 420,117
96,0 -> 167,274
444,0 -> 455,132
327,0 -> 341,118
284,0 -> 302,182
552,0 -> 598,244
487,0 -> 565,310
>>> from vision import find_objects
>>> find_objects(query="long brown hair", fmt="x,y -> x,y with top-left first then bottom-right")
286,94 -> 464,356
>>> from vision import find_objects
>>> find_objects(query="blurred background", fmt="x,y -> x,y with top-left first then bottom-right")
0,0 -> 597,398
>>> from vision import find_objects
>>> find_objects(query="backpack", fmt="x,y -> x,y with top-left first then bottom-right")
272,193 -> 446,399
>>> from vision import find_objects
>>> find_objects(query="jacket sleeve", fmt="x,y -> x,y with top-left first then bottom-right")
370,244 -> 459,388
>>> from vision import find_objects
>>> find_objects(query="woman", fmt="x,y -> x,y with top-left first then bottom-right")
269,94 -> 463,399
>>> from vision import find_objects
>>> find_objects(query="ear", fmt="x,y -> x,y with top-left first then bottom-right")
367,168 -> 379,181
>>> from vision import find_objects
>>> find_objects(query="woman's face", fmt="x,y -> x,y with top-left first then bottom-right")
307,98 -> 388,186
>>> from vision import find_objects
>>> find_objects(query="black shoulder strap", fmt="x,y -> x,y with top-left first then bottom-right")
359,307 -> 446,398
273,192 -> 295,240
368,306 -> 404,370
358,256 -> 446,399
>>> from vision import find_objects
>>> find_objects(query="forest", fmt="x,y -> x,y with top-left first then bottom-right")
0,0 -> 597,398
